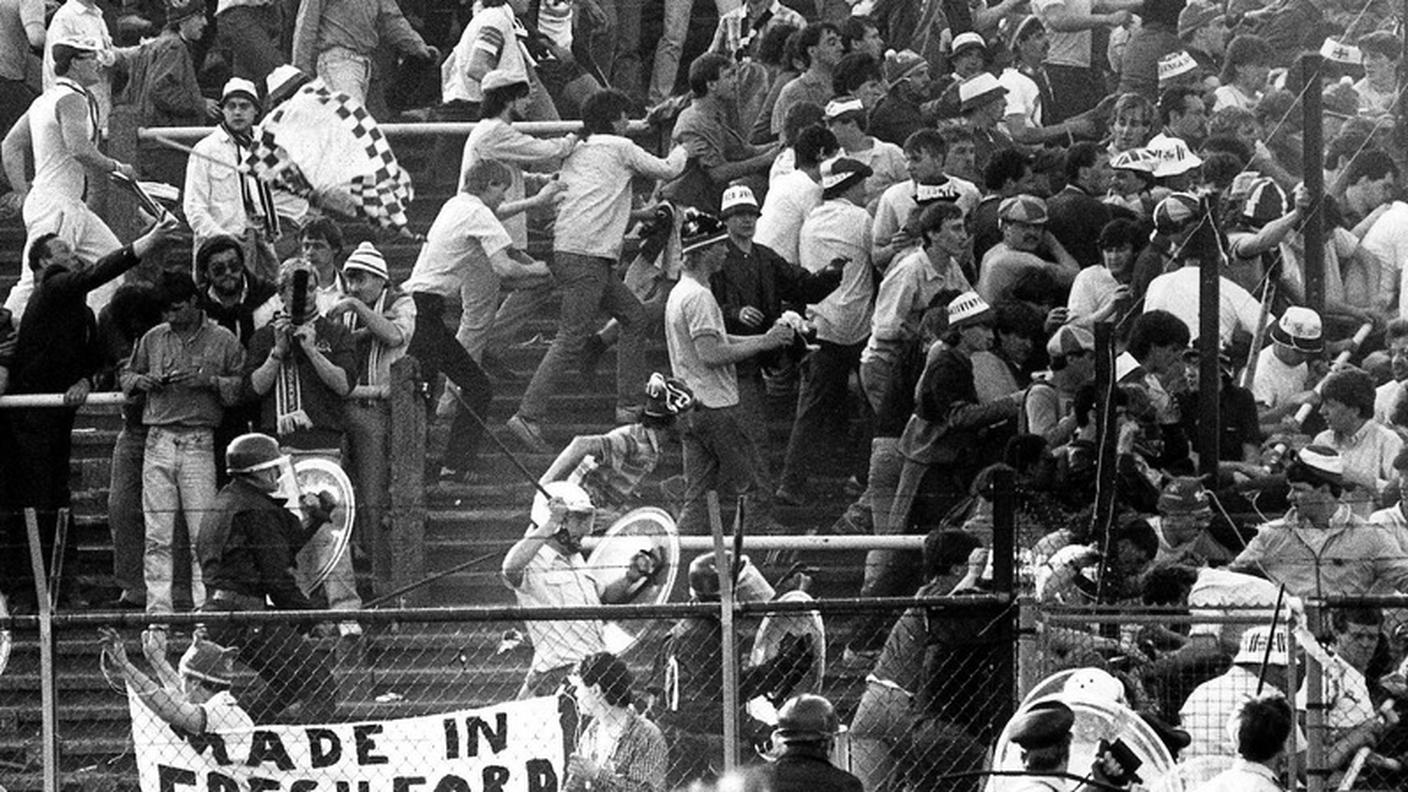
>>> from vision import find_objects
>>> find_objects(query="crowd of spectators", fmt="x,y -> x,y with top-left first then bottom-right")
10,0 -> 1408,787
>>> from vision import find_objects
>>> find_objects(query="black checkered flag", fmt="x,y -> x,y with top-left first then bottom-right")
245,82 -> 414,232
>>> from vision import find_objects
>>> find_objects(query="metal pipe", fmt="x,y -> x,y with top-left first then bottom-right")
137,120 -> 653,143
709,492 -> 738,772
580,535 -> 927,551
1301,53 -> 1326,316
0,384 -> 386,408
25,510 -> 57,792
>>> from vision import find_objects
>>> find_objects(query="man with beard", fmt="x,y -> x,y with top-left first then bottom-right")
184,77 -> 308,281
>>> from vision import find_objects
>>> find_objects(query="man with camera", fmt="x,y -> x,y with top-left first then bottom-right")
121,270 -> 245,626
243,258 -> 361,634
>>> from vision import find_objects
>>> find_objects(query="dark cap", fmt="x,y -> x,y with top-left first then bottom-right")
1009,700 -> 1075,750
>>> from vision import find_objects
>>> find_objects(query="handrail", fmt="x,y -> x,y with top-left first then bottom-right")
579,535 -> 926,551
0,384 -> 387,408
137,120 -> 654,144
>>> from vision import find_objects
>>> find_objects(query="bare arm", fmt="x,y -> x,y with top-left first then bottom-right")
693,325 -> 791,366
502,515 -> 561,589
2,112 -> 31,194
56,93 -> 129,177
540,435 -> 608,485
705,145 -> 779,184
1038,2 -> 1128,31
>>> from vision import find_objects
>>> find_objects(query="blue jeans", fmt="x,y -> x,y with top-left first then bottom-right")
678,406 -> 755,536
109,425 -> 147,601
518,252 -> 647,423
143,427 -> 216,617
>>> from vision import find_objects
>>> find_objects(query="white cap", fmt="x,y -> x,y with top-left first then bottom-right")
1061,668 -> 1126,706
342,241 -> 388,280
1232,626 -> 1289,666
1157,50 -> 1198,83
1147,136 -> 1203,178
958,72 -> 1007,112
947,291 -> 993,329
951,31 -> 987,56
720,184 -> 760,217
529,480 -> 595,528
1270,306 -> 1324,353
221,77 -> 260,107
1321,37 -> 1363,65
265,64 -> 306,102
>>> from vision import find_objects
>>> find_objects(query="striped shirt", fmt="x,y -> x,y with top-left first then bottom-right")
582,424 -> 662,512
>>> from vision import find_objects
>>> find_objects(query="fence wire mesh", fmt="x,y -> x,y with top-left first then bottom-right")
0,594 -> 1014,792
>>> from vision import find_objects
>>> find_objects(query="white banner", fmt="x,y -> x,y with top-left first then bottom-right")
128,691 -> 569,792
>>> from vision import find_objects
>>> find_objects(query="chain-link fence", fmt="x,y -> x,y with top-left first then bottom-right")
0,593 -> 1015,792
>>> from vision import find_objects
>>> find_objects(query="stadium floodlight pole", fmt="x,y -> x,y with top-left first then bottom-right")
708,492 -> 739,772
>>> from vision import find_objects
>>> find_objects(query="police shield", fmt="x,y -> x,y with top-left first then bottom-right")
291,457 -> 357,595
746,590 -> 826,725
586,507 -> 680,653
987,681 -> 1175,792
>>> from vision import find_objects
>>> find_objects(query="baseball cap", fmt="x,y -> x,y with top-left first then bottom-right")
166,0 -> 204,26
1158,476 -> 1211,515
220,77 -> 260,107
720,184 -> 760,218
1157,51 -> 1198,84
998,194 -> 1048,224
1269,306 -> 1324,354
1241,177 -> 1287,227
824,96 -> 866,121
820,157 -> 872,198
1153,192 -> 1201,232
1232,625 -> 1289,666
883,49 -> 927,84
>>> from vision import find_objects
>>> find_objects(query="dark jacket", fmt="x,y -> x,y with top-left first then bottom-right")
198,477 -> 317,610
763,744 -> 864,792
899,346 -> 1018,465
1116,23 -> 1182,100
200,274 -> 279,348
869,89 -> 925,147
710,238 -> 841,336
1046,184 -> 1134,269
244,315 -> 357,440
12,245 -> 140,394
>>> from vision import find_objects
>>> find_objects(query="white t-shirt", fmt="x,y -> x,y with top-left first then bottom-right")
1143,266 -> 1266,347
1066,265 -> 1122,324
756,169 -> 822,266
999,66 -> 1042,128
199,690 -> 254,762
403,193 -> 512,298
768,146 -> 796,186
1361,202 -> 1408,317
1252,348 -> 1309,408
1185,566 -> 1282,654
665,275 -> 738,409
1033,0 -> 1093,68
872,176 -> 981,257
443,4 -> 531,104
845,139 -> 909,209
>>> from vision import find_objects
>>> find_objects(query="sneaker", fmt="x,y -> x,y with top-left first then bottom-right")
507,414 -> 549,453
439,465 -> 485,485
339,621 -> 363,638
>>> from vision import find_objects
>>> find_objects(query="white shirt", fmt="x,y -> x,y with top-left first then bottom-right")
1066,265 -> 1122,324
1252,348 -> 1309,409
403,193 -> 512,297
1376,379 -> 1404,428
872,176 -> 981,267
1186,567 -> 1283,654
768,146 -> 796,186
43,0 -> 114,131
460,118 -> 573,249
756,168 -> 822,266
665,274 -> 738,409
184,125 -> 309,248
1361,202 -> 1408,317
1181,666 -> 1279,759
199,690 -> 254,763
845,139 -> 908,208
442,3 -> 532,103
1192,758 -> 1284,792
999,66 -> 1043,128
554,135 -> 686,259
1143,266 -> 1266,347
511,545 -> 605,672
799,199 -> 874,346
27,78 -> 91,201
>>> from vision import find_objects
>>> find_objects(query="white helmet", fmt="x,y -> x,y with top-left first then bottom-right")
529,480 -> 595,528
1062,668 -> 1126,706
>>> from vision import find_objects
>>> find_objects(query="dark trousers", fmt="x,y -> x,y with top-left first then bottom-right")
204,599 -> 337,723
679,405 -> 755,536
779,340 -> 866,492
408,292 -> 493,471
216,4 -> 286,86
1,408 -> 77,602
1043,63 -> 1104,123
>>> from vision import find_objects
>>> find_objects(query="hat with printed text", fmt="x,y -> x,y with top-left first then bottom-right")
948,290 -> 994,329
720,184 -> 761,218
1269,306 -> 1324,354
820,157 -> 872,198
1157,51 -> 1199,85
1232,625 -> 1289,666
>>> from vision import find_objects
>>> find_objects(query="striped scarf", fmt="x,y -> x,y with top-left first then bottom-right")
341,288 -> 390,386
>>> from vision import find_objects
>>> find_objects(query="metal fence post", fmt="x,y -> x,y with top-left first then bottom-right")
385,357 -> 426,605
1285,625 -> 1299,789
24,508 -> 57,792
707,492 -> 738,772
1305,601 -> 1326,792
